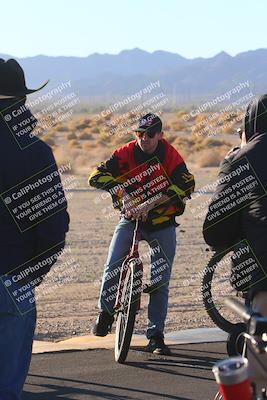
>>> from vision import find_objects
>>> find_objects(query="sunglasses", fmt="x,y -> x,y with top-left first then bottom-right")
135,130 -> 158,139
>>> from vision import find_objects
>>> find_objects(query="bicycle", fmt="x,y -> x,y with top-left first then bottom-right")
213,297 -> 267,400
114,218 -> 143,363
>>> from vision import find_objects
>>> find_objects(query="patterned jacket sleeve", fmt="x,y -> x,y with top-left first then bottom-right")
167,163 -> 195,203
165,146 -> 195,204
88,152 -> 121,192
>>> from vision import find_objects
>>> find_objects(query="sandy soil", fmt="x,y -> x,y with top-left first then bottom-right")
34,165 -> 223,341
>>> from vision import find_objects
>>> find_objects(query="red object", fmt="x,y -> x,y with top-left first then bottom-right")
219,379 -> 253,400
114,138 -> 185,178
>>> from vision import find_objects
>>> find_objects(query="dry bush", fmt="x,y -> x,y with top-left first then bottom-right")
191,124 -> 202,135
191,115 -> 210,134
173,137 -> 194,157
165,132 -> 177,143
170,120 -> 187,131
223,124 -> 235,134
46,126 -> 58,136
73,117 -> 91,130
96,137 -> 108,147
205,137 -> 231,148
67,132 -> 77,140
112,131 -> 134,145
68,139 -> 81,148
196,148 -> 225,167
163,123 -> 171,131
177,110 -> 187,118
91,126 -> 100,134
193,136 -> 231,152
54,122 -> 69,132
173,137 -> 195,148
79,131 -> 93,140
43,136 -> 55,146
195,113 -> 209,124
103,113 -> 113,121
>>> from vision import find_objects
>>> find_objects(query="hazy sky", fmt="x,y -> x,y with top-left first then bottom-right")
2,0 -> 266,58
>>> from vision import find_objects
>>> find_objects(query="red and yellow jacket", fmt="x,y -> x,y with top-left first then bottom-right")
89,138 -> 195,230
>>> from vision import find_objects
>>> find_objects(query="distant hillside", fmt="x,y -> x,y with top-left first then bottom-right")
1,48 -> 266,102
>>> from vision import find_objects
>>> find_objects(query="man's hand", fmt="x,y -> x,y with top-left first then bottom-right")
122,191 -> 170,222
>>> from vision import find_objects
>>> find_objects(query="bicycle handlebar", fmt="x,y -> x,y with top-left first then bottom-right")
225,297 -> 251,322
225,297 -> 267,338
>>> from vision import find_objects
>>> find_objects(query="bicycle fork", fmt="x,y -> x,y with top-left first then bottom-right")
114,219 -> 143,312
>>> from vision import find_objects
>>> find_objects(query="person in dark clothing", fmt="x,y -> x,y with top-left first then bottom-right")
203,95 -> 267,388
0,59 -> 69,399
89,113 -> 195,355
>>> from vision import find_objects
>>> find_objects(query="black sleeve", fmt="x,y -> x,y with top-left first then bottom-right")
30,148 -> 70,281
203,158 -> 243,249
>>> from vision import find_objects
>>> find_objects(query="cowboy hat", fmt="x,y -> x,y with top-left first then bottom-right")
0,58 -> 49,97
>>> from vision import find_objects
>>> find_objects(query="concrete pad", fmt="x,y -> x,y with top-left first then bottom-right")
165,327 -> 227,343
33,327 -> 227,354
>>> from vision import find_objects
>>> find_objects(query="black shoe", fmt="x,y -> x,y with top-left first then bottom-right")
92,311 -> 114,337
144,337 -> 171,356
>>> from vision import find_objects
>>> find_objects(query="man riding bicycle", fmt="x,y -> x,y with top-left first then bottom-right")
203,95 -> 267,389
89,113 -> 195,355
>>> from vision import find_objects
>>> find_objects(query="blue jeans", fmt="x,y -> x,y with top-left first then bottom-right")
99,217 -> 177,339
0,279 -> 36,400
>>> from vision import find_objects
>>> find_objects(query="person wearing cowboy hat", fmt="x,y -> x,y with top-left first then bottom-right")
0,59 -> 69,399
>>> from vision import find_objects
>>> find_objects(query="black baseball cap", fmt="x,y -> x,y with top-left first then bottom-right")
134,113 -> 162,135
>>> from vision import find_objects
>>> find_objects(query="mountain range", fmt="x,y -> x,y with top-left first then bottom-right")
1,48 -> 266,103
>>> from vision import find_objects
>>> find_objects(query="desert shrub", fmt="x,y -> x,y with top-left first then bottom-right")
74,118 -> 91,130
195,113 -> 209,124
165,132 -> 177,143
68,139 -> 81,148
96,137 -> 108,147
67,132 -> 77,140
173,137 -> 194,157
54,122 -> 68,132
177,110 -> 187,119
91,126 -> 100,134
46,128 -> 56,137
204,137 -> 231,148
43,136 -> 55,146
170,120 -> 187,131
193,136 -> 231,152
196,149 -> 224,167
223,124 -> 235,134
79,131 -> 93,140
163,123 -> 171,131
112,131 -> 134,145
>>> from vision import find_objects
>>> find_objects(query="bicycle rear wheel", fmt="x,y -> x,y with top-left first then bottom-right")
114,259 -> 142,363
202,249 -> 246,333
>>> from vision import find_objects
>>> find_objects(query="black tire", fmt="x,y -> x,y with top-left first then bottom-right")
114,260 -> 142,363
226,323 -> 246,357
202,249 -> 245,333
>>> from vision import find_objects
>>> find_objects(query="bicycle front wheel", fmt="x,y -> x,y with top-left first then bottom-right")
114,259 -> 142,363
